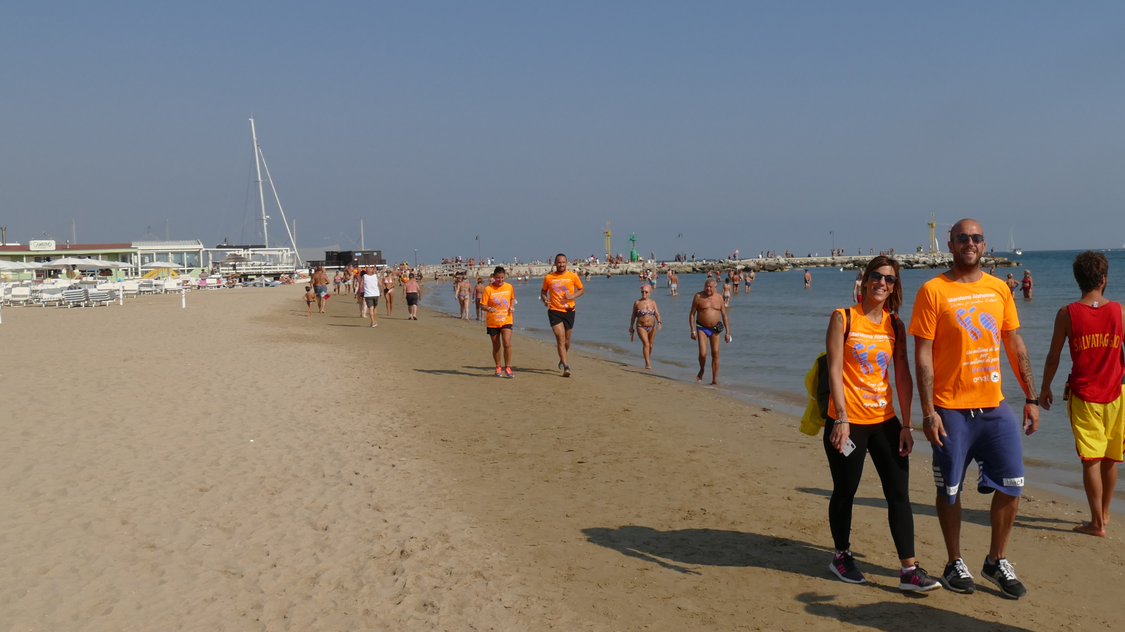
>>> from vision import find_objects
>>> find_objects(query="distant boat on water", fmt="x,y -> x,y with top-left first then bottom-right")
1006,229 -> 1022,256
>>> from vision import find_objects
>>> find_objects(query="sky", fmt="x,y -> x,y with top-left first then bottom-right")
2,1 -> 1124,264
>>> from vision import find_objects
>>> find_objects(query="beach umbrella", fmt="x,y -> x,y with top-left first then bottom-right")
0,260 -> 40,270
41,257 -> 110,269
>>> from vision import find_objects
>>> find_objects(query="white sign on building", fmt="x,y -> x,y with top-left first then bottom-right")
29,239 -> 56,251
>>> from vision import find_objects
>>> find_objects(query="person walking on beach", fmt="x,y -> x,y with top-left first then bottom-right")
722,278 -> 733,307
333,272 -> 342,295
689,278 -> 731,385
823,256 -> 940,592
1021,270 -> 1034,299
481,266 -> 515,378
474,276 -> 486,321
909,218 -> 1039,600
540,254 -> 584,377
629,284 -> 662,370
361,267 -> 380,327
303,285 -> 317,317
804,269 -> 812,289
379,269 -> 394,316
852,271 -> 863,303
455,274 -> 473,320
311,266 -> 330,313
404,273 -> 421,320
1040,251 -> 1123,537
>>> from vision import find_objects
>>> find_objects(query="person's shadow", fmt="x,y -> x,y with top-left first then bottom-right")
797,592 -> 1035,631
582,525 -> 896,581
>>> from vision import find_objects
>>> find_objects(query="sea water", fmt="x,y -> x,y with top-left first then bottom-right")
423,250 -> 1125,494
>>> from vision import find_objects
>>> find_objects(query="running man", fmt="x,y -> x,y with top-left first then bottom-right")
540,253 -> 584,377
689,278 -> 731,385
311,266 -> 330,313
910,218 -> 1038,600
481,266 -> 515,378
361,266 -> 380,327
1040,251 -> 1123,537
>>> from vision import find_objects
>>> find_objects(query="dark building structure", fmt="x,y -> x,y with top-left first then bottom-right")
308,250 -> 386,269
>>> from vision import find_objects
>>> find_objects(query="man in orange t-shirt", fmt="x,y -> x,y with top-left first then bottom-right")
481,266 -> 515,378
540,253 -> 584,377
909,218 -> 1038,600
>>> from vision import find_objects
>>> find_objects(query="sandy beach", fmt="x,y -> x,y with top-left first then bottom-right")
2,286 -> 1123,631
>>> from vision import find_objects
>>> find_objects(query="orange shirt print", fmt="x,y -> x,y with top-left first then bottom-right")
542,271 -> 582,312
481,283 -> 514,328
908,273 -> 1020,409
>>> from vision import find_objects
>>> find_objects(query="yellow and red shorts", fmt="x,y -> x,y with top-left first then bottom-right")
1068,387 -> 1125,462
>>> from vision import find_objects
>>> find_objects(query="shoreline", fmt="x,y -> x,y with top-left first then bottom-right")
2,286 -> 1122,630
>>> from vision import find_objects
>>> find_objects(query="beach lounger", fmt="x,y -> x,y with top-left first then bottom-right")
9,287 -> 31,306
164,279 -> 181,292
61,289 -> 87,308
38,286 -> 65,307
138,280 -> 156,295
122,281 -> 139,297
87,289 -> 113,306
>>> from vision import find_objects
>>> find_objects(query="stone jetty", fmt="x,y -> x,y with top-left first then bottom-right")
445,252 -> 1018,278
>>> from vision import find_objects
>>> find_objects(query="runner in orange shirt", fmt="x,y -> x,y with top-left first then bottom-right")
540,253 -> 584,377
481,266 -> 515,378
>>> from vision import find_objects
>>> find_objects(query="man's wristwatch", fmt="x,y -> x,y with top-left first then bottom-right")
1026,398 -> 1039,405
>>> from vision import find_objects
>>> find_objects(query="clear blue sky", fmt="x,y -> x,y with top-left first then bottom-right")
2,2 -> 1123,263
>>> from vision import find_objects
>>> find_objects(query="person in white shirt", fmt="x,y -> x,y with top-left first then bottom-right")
362,267 -> 381,328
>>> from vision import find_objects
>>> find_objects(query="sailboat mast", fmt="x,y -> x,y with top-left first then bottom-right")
250,117 -> 269,247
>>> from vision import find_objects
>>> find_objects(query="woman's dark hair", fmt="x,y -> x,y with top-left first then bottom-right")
860,256 -> 903,314
1073,251 -> 1108,293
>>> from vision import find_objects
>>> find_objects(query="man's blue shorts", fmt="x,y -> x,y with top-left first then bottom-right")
931,401 -> 1025,503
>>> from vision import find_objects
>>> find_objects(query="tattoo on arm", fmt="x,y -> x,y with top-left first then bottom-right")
1017,350 -> 1037,398
918,364 -> 934,406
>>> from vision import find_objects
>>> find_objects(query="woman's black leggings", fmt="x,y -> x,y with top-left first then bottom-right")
823,416 -> 914,560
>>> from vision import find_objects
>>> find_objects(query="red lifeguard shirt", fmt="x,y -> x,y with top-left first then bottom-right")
1068,301 -> 1125,403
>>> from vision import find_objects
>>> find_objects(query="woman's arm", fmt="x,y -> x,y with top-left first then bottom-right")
826,311 -> 849,452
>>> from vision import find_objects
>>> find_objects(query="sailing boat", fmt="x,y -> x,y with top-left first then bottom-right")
1006,229 -> 1022,256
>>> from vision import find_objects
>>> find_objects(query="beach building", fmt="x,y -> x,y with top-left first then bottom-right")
131,240 -> 205,276
306,250 -> 386,270
0,240 -> 135,280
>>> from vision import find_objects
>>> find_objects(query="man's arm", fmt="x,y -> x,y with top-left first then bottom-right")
914,336 -> 944,446
719,301 -> 732,341
688,296 -> 699,336
1040,307 -> 1070,410
1002,327 -> 1041,434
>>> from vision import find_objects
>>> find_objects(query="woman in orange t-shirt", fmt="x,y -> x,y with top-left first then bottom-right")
823,256 -> 939,592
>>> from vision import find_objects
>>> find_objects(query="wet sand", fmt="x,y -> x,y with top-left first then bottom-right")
1,286 -> 1122,630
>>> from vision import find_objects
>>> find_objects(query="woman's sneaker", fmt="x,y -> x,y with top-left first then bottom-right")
939,558 -> 976,593
899,565 -> 941,592
982,557 -> 1027,600
828,552 -> 866,584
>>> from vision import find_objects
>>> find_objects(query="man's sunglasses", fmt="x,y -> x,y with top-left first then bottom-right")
952,233 -> 985,244
869,271 -> 897,285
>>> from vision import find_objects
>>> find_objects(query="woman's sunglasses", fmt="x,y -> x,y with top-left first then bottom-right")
869,271 -> 897,285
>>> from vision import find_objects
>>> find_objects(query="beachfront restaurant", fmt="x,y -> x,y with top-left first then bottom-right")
129,240 -> 205,277
0,241 -> 136,280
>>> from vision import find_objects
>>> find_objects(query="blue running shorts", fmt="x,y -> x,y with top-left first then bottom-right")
931,402 -> 1025,503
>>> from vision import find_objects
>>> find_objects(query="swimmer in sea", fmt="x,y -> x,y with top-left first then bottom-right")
722,278 -> 732,307
304,286 -> 316,316
804,269 -> 812,289
689,278 -> 732,385
629,284 -> 662,370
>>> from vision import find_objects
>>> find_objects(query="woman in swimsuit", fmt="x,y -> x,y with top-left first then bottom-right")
722,278 -> 733,307
1005,273 -> 1019,295
628,284 -> 662,370
333,272 -> 342,295
455,275 -> 473,319
382,270 -> 396,316
1021,270 -> 1033,299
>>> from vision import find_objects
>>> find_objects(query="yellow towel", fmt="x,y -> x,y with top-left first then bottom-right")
800,353 -> 827,436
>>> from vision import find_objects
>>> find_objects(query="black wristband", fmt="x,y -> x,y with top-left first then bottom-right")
1025,398 -> 1039,405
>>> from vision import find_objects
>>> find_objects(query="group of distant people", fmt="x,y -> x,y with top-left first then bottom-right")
820,218 -> 1120,602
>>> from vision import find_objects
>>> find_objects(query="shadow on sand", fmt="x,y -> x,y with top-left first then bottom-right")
582,525 -> 900,580
797,592 -> 1035,631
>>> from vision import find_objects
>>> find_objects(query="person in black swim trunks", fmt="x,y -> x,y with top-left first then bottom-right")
689,278 -> 731,385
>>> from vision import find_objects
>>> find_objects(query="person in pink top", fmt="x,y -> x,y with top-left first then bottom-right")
404,274 -> 421,320
1041,251 -> 1124,537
